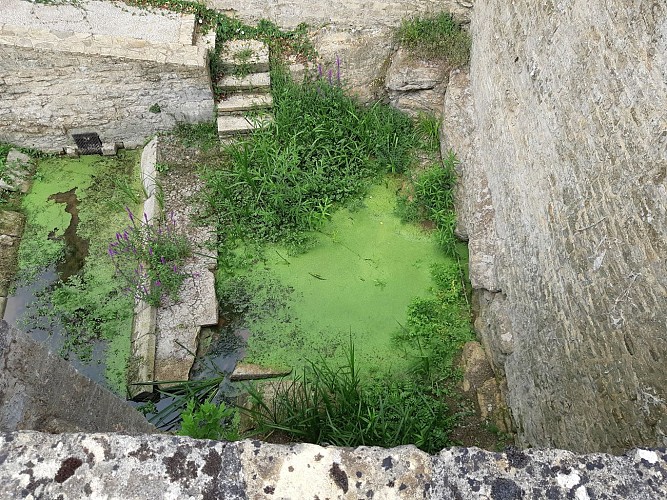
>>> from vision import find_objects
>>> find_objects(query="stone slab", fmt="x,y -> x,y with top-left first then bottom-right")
217,93 -> 273,114
230,363 -> 292,381
0,150 -> 33,193
127,301 -> 157,401
216,72 -> 271,92
0,322 -> 155,434
217,115 -> 273,137
0,210 -> 25,238
140,137 -> 158,198
219,39 -> 270,74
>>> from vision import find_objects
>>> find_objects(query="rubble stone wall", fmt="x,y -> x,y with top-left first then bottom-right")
0,24 -> 215,152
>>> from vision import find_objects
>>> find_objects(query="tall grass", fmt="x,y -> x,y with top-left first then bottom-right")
242,343 -> 456,453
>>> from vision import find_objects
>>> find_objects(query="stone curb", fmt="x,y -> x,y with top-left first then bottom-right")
127,138 -> 159,400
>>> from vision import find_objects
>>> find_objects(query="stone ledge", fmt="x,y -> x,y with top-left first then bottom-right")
0,432 -> 664,499
0,24 -> 208,67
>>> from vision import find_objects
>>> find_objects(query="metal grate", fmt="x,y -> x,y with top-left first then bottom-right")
72,132 -> 102,155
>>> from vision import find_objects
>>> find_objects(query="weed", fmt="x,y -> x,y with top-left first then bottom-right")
109,208 -> 192,307
416,112 -> 441,152
397,11 -> 471,66
179,398 -> 240,441
396,151 -> 459,256
149,103 -> 162,114
173,121 -> 219,151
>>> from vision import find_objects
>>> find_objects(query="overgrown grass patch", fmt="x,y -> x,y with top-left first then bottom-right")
202,69 -> 417,249
397,11 -> 471,66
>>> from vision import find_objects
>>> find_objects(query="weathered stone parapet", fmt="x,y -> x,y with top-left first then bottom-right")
0,431 -> 665,499
0,322 -> 154,434
0,24 -> 209,68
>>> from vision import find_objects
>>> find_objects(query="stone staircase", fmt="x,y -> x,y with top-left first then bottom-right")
215,40 -> 273,141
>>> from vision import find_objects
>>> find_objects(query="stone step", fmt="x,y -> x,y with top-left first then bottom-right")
217,93 -> 273,115
217,114 -> 273,138
230,363 -> 292,381
218,39 -> 270,74
216,72 -> 270,93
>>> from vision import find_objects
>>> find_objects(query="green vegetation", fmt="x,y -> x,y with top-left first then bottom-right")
109,209 -> 192,307
215,182 -> 454,375
203,69 -> 416,250
16,152 -> 143,393
396,151 -> 459,257
397,11 -> 471,66
179,399 -> 240,441
244,344 -> 455,453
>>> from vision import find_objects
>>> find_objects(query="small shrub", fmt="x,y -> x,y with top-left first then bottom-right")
108,208 -> 191,306
179,398 -> 240,441
397,12 -> 471,66
203,67 -> 417,247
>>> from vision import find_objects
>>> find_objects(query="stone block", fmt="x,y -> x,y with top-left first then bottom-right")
128,300 -> 157,401
218,39 -> 270,74
230,363 -> 292,381
101,142 -> 117,156
217,114 -> 272,137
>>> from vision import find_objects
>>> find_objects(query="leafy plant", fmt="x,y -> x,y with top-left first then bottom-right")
203,67 -> 417,248
397,151 -> 459,256
149,103 -> 161,114
397,11 -> 471,66
108,208 -> 192,306
179,398 -> 240,441
416,112 -> 441,152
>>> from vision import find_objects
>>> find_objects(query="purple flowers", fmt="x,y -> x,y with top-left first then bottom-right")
108,207 -> 192,306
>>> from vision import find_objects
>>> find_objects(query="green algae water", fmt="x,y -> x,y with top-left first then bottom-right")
219,180 -> 457,377
6,151 -> 142,394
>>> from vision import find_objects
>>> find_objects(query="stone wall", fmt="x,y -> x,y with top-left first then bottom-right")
448,0 -> 667,453
0,1 -> 215,152
0,322 -> 155,434
1,431 -> 665,498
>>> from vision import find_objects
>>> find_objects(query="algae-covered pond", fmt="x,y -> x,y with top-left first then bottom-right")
3,151 -> 142,394
216,179 -> 470,378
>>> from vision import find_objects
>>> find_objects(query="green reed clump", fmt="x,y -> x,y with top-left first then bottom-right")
203,69 -> 417,248
397,150 -> 459,256
243,343 -> 456,453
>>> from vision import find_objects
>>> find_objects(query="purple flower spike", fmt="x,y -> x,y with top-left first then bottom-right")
318,64 -> 323,77
173,265 -> 178,272
123,231 -> 129,241
154,280 -> 161,287
144,212 -> 149,224
116,233 -> 121,242
108,248 -> 114,257
149,247 -> 153,256
327,69 -> 333,85
126,206 -> 134,223
160,256 -> 166,264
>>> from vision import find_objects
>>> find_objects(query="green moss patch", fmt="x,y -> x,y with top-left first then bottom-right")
218,181 -> 465,377
15,151 -> 143,394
